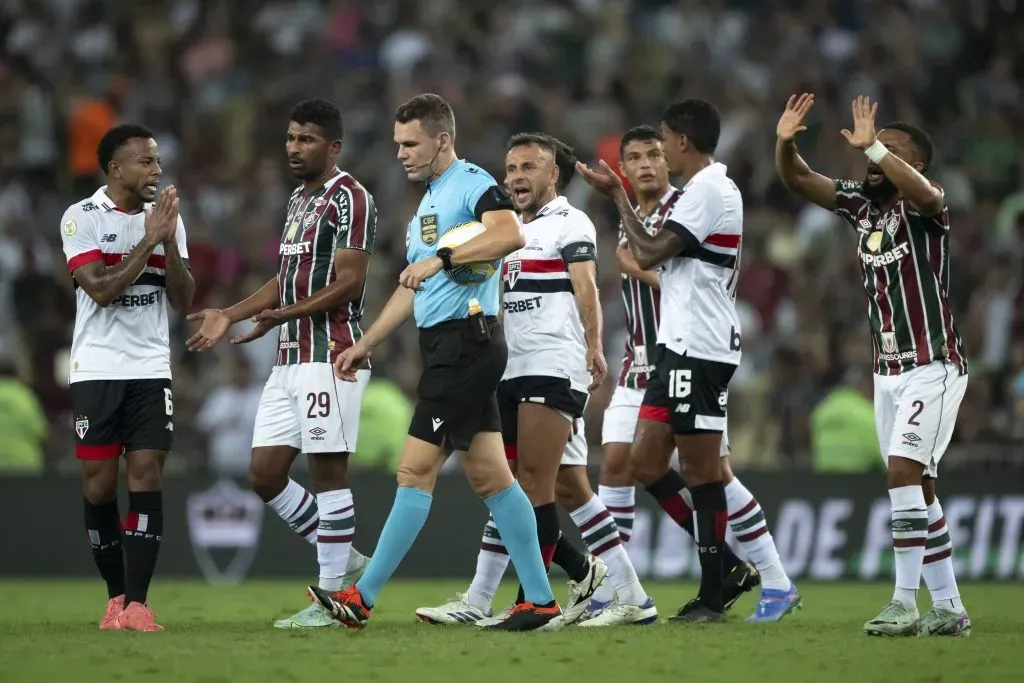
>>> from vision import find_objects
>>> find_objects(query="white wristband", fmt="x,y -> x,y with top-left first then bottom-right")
864,139 -> 889,164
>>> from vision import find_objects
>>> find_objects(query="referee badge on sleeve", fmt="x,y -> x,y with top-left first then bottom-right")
420,213 -> 438,246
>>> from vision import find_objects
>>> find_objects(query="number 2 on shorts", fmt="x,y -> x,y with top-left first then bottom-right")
907,399 -> 924,426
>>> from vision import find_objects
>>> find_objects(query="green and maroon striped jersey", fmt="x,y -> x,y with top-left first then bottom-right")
617,189 -> 677,389
276,170 -> 376,366
834,179 -> 967,376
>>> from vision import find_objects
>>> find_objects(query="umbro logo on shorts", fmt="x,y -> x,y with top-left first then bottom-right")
309,426 -> 327,441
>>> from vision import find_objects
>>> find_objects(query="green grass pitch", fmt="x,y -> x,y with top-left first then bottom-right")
0,580 -> 1019,682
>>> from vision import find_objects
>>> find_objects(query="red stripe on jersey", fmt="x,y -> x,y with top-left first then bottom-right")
704,233 -> 740,249
516,258 -> 566,273
68,249 -> 104,272
100,253 -> 167,269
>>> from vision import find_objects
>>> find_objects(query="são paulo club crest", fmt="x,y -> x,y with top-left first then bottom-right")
505,260 -> 522,288
75,415 -> 89,439
186,479 -> 264,584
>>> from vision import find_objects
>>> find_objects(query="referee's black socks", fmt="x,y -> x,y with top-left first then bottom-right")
84,498 -> 125,599
123,491 -> 164,607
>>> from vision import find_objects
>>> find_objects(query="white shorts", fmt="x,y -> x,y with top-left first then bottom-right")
874,361 -> 967,478
252,364 -> 370,454
562,418 -> 588,467
601,384 -> 728,458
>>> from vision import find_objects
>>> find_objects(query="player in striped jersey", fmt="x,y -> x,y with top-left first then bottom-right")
187,100 -> 374,628
586,125 -> 771,621
776,93 -> 971,637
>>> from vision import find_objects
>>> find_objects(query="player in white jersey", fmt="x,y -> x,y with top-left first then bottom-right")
415,135 -> 654,627
588,126 -> 759,618
60,124 -> 195,632
578,100 -> 799,624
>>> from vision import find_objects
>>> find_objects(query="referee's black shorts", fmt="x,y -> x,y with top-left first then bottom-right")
408,316 -> 505,451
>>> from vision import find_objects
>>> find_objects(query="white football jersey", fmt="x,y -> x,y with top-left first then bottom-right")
657,163 -> 743,365
501,195 -> 596,393
60,187 -> 189,383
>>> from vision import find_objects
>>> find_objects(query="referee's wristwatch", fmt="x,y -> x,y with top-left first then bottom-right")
436,247 -> 454,273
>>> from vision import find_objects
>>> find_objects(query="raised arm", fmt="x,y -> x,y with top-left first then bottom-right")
575,159 -> 686,270
841,95 -> 944,216
64,188 -> 178,308
616,242 -> 660,289
775,93 -> 837,211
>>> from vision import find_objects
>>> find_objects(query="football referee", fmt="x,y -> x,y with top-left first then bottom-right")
309,94 -> 559,631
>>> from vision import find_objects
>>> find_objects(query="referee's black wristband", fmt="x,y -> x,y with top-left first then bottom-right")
436,247 -> 454,272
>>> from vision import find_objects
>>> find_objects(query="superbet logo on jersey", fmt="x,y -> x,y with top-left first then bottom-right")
279,241 -> 312,256
861,241 -> 910,268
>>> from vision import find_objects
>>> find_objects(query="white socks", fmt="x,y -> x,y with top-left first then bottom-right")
315,489 -> 355,591
889,485 -> 928,610
922,498 -> 965,613
724,478 -> 790,591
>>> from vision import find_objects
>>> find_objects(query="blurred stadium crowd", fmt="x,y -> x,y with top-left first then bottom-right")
1,0 -> 1022,476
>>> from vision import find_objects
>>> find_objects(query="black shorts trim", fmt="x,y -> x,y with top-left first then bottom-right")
70,378 -> 174,458
497,375 -> 588,446
409,317 -> 505,451
640,347 -> 734,435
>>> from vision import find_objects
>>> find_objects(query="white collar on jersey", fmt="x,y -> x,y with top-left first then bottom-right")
681,161 -> 727,190
92,185 -> 145,213
533,195 -> 570,219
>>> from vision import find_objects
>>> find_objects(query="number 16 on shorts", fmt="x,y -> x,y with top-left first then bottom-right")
663,352 -> 735,434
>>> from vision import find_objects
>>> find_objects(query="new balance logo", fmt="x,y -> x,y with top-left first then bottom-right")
674,404 -> 690,413
100,234 -> 117,243
431,418 -> 444,432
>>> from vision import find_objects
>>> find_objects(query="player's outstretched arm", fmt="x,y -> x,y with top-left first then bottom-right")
775,93 -> 837,211
615,243 -> 659,289
841,95 -> 944,216
72,187 -> 178,307
185,277 -> 279,351
223,277 -> 280,323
